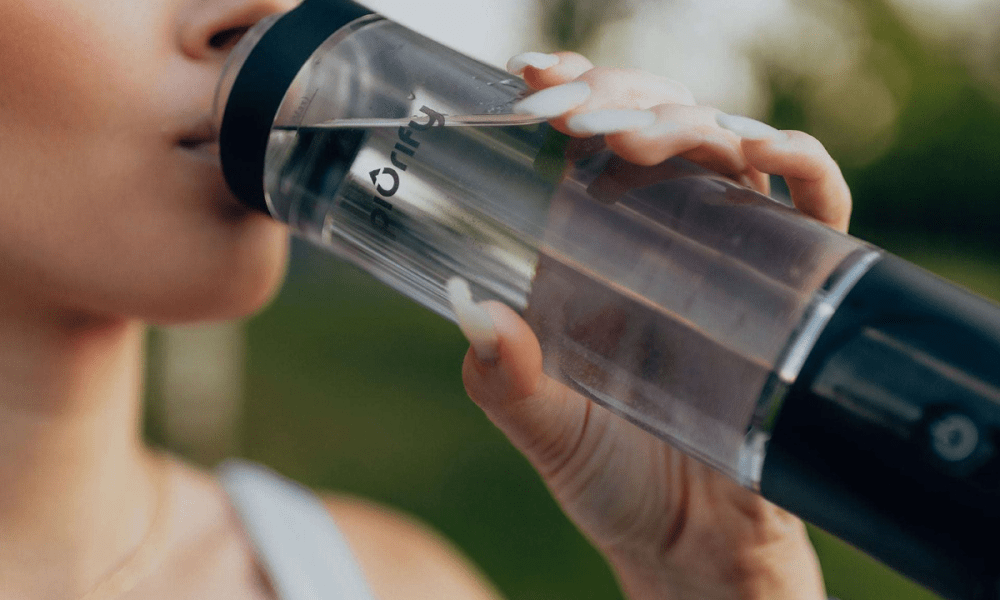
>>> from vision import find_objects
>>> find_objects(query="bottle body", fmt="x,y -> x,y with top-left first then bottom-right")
222,13 -> 875,481
217,4 -> 1000,598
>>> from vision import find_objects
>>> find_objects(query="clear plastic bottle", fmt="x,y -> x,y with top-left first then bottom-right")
217,4 -> 1000,598
215,5 -> 876,485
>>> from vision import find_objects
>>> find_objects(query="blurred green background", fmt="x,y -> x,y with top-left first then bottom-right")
147,0 -> 1000,598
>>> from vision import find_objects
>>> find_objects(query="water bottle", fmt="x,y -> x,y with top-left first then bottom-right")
215,2 -> 1000,598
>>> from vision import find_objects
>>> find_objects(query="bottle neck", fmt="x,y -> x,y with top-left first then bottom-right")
218,0 -> 374,215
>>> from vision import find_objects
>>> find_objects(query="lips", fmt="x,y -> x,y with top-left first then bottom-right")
178,117 -> 219,156
184,140 -> 220,157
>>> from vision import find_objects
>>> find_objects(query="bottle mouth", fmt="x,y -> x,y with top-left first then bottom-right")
212,13 -> 284,135
216,0 -> 374,215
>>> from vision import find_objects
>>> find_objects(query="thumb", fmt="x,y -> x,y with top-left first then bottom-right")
448,279 -> 592,472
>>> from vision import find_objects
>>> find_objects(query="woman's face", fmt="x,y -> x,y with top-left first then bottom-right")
0,0 -> 298,323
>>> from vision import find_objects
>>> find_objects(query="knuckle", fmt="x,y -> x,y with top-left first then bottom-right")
577,65 -> 620,83
790,131 -> 828,157
576,68 -> 697,107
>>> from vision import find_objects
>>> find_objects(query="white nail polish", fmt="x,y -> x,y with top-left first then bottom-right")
715,113 -> 787,141
566,109 -> 658,135
512,81 -> 591,119
446,277 -> 499,363
506,52 -> 560,75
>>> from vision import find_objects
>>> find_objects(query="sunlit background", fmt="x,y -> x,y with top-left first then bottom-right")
147,1 -> 1000,598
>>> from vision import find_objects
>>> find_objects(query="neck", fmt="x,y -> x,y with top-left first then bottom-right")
0,308 -> 162,598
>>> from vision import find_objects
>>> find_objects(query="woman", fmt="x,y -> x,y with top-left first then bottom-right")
0,0 -> 850,598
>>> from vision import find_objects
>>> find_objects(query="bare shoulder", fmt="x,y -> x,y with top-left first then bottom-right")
323,494 -> 503,600
135,456 -> 273,600
144,456 -> 500,600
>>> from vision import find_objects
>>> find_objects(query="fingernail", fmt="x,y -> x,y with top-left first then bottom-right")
513,81 -> 591,118
715,113 -> 787,141
566,109 -> 658,135
446,277 -> 499,363
738,174 -> 757,189
506,51 -> 560,75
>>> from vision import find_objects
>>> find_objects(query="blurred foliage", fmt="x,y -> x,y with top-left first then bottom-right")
541,0 -> 634,48
773,0 -> 1000,256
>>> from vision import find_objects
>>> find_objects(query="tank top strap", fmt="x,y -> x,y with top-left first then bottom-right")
217,459 -> 378,600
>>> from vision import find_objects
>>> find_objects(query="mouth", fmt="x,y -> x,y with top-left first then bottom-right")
178,118 -> 220,159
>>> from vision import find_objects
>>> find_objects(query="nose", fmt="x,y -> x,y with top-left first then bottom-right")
181,0 -> 300,61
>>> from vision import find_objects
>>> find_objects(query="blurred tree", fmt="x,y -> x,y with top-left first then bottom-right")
773,0 -> 1000,253
832,0 -> 1000,251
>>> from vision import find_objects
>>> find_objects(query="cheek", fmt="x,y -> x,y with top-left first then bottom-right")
43,162 -> 292,322
0,2 -> 289,321
0,82 -> 287,321
0,2 -> 161,217
0,4 -> 137,138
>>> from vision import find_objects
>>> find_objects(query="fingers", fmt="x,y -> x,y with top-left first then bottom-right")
505,52 -> 560,76
448,278 -> 594,472
511,51 -> 694,108
446,278 -> 499,363
744,133 -> 852,233
459,300 -> 544,411
569,66 -> 696,109
510,52 -> 696,136
507,50 -> 851,230
506,53 -> 774,190
509,51 -> 594,88
445,276 -> 542,408
559,104 -> 770,194
529,69 -> 697,136
715,114 -> 852,232
602,104 -> 769,192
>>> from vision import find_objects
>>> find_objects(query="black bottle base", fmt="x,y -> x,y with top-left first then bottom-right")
761,254 -> 1000,600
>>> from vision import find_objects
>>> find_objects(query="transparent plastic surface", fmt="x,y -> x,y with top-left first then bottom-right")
220,16 -> 875,479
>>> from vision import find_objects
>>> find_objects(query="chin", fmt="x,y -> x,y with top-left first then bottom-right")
148,262 -> 288,325
143,217 -> 292,325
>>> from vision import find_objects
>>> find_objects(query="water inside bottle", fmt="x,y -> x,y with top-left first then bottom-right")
265,115 -> 861,474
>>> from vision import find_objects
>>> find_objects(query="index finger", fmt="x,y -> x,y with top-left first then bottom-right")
741,132 -> 852,233
508,51 -> 594,89
716,115 -> 852,232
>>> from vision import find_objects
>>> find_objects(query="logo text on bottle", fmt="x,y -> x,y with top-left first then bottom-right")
367,105 -> 445,234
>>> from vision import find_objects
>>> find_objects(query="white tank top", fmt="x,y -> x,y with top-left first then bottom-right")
218,460 -> 378,600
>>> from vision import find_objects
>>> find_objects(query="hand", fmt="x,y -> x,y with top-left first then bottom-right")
452,52 -> 851,600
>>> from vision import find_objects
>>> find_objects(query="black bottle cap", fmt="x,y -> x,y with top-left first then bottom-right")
219,0 -> 373,215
